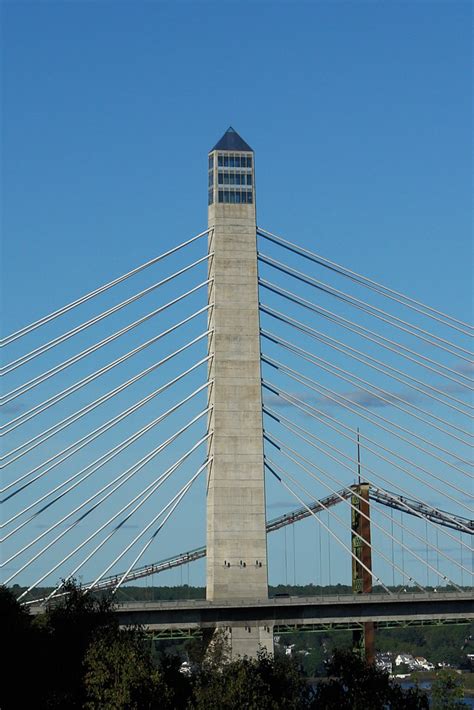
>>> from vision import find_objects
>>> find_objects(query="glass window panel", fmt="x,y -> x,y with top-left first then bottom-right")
218,155 -> 223,167
218,173 -> 223,185
229,190 -> 236,203
234,156 -> 241,168
208,171 -> 213,187
235,191 -> 241,203
247,174 -> 252,186
224,190 -> 230,202
218,190 -> 224,202
208,189 -> 213,205
241,191 -> 247,204
246,156 -> 252,168
209,155 -> 214,169
229,156 -> 234,167
223,156 -> 229,167
247,191 -> 253,203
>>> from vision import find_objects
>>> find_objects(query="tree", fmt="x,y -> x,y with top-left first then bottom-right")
192,650 -> 311,710
431,669 -> 467,709
38,579 -> 118,708
0,585 -> 47,709
312,649 -> 429,709
83,628 -> 165,709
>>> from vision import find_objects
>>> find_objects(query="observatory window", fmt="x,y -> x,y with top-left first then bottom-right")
208,155 -> 214,169
208,189 -> 214,205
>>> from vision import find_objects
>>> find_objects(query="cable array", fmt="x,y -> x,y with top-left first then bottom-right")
1,229 -> 213,598
258,225 -> 472,592
2,222 -> 472,601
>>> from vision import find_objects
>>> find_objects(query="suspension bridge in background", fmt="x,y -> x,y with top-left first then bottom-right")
1,128 -> 472,659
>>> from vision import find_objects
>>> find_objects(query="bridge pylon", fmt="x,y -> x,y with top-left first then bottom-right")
206,127 -> 272,658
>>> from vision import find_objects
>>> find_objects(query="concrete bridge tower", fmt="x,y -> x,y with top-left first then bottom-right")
206,128 -> 272,657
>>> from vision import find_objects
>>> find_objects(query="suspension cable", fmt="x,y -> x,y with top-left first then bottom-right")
264,404 -> 473,540
258,227 -> 473,335
266,438 -> 455,590
262,382 -> 473,521
2,254 -> 211,375
3,405 -> 211,585
1,353 -> 211,498
265,459 -> 393,595
1,310 -> 211,466
261,304 -> 472,419
1,277 -> 212,407
260,279 -> 474,395
258,254 -> 473,362
28,445 -> 211,601
46,451 -> 210,602
109,461 -> 207,594
1,228 -> 210,347
266,448 -> 463,592
261,345 -> 472,472
265,419 -> 472,573
262,328 -> 472,448
1,386 -> 211,540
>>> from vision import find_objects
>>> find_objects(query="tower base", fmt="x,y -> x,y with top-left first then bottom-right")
204,624 -> 274,662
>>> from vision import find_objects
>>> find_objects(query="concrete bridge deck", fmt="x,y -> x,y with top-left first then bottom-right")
110,591 -> 473,631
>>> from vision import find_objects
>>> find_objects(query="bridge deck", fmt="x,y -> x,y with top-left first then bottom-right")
107,592 -> 473,630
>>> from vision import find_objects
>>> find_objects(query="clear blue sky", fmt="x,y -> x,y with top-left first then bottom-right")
1,1 -> 472,591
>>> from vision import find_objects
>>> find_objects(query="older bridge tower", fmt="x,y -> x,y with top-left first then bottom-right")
206,128 -> 272,657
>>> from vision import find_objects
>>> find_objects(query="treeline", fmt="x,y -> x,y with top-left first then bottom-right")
14,581 -> 466,603
1,582 -> 444,709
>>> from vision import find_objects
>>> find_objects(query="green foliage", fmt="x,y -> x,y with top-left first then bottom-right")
36,579 -> 117,708
431,669 -> 467,709
0,585 -> 46,709
312,649 -> 429,709
83,628 -> 164,709
192,649 -> 311,710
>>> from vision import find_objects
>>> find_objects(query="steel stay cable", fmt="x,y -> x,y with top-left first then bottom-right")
262,328 -> 472,449
266,450 -> 462,592
264,403 -> 473,540
3,405 -> 211,584
2,254 -> 211,375
261,304 -> 472,421
263,379 -> 474,511
1,228 -> 210,347
1,387 -> 211,543
1,276 -> 213,407
264,458 -> 393,595
258,254 -> 474,362
109,461 -> 208,594
32,444 -> 211,602
262,366 -> 472,506
258,227 -> 473,334
265,418 -> 472,573
262,381 -> 473,522
262,345 -> 472,474
46,451 -> 211,602
1,353 -> 211,501
1,312 -> 211,467
265,437 -> 431,591
260,279 -> 474,396
1,286 -> 212,436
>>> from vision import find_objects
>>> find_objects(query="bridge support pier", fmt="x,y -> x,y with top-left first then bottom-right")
351,482 -> 375,663
204,624 -> 273,662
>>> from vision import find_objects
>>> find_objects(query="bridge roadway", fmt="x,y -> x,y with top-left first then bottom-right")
111,592 -> 473,632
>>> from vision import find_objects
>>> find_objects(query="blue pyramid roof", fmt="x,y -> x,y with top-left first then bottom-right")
211,127 -> 252,152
